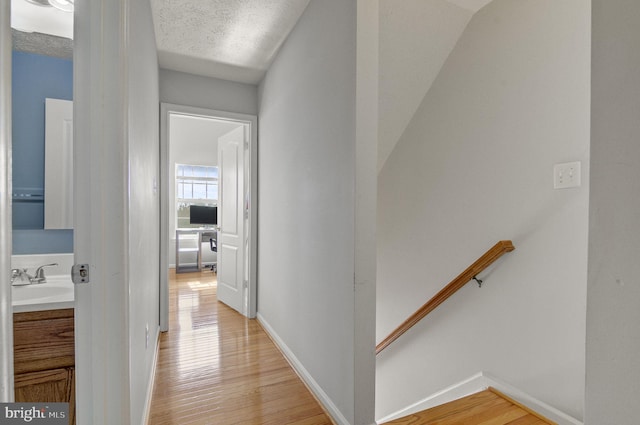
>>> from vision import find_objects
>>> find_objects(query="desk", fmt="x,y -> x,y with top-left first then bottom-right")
175,229 -> 217,273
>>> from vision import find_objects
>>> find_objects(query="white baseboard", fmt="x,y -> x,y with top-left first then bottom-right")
376,372 -> 487,423
257,313 -> 352,425
482,373 -> 583,425
376,371 -> 583,425
142,327 -> 161,425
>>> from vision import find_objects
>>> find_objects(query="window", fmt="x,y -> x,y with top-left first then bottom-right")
176,164 -> 218,229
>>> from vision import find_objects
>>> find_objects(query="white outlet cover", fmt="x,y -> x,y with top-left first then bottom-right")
554,161 -> 581,189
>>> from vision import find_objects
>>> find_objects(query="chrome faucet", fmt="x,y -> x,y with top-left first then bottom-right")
32,263 -> 58,284
11,268 -> 33,286
10,263 -> 58,286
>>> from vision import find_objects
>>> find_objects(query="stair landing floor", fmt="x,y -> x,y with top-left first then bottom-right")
383,388 -> 554,425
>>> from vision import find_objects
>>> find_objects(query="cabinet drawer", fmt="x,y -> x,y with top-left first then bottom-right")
15,367 -> 76,425
13,309 -> 75,374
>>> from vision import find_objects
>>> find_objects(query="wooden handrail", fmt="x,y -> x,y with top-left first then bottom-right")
376,240 -> 515,355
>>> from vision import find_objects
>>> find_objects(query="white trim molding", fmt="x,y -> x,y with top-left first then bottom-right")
160,103 -> 258,331
376,371 -> 583,425
0,0 -> 14,403
142,328 -> 161,425
257,313 -> 357,425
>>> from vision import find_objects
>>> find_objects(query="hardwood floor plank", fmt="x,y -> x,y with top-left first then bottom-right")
437,401 -> 524,425
386,391 -> 502,423
149,270 -> 333,425
383,390 -> 555,425
505,417 -> 548,425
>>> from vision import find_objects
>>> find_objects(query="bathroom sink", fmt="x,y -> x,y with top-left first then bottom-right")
12,277 -> 74,312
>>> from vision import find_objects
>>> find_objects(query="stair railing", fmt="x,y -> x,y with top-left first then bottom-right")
376,240 -> 515,355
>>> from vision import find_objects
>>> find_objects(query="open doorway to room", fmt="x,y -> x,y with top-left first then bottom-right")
1,0 -> 75,412
159,104 -> 257,332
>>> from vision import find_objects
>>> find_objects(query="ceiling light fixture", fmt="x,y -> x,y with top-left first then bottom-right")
23,0 -> 52,7
48,0 -> 73,13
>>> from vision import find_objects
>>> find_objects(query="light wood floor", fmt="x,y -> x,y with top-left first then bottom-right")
148,270 -> 333,425
383,389 -> 553,425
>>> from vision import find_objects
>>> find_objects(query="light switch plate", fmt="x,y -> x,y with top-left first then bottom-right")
554,161 -> 581,189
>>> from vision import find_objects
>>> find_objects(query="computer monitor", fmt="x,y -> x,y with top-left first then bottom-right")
189,205 -> 217,226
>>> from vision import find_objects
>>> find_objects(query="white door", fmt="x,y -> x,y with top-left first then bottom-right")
216,126 -> 246,315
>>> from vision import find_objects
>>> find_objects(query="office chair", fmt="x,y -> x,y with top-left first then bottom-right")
208,234 -> 217,273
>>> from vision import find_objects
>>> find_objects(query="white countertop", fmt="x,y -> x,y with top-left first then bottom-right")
12,275 -> 75,313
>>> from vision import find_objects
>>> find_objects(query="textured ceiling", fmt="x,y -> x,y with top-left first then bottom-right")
11,0 -> 73,39
150,0 -> 311,84
12,29 -> 73,59
11,0 -> 73,59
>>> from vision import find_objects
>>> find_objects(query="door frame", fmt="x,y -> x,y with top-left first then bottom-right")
159,103 -> 257,331
0,0 -> 14,402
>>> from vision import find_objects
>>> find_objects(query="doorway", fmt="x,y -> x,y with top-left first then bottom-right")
160,103 -> 257,331
1,0 -> 75,401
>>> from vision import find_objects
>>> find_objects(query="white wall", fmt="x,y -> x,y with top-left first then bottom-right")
354,1 -> 378,421
378,0 -> 472,171
587,2 -> 640,424
257,0 -> 365,423
376,0 -> 590,420
127,0 -> 160,423
159,68 -> 258,116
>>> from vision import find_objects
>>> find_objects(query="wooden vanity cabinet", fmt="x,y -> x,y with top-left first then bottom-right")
13,308 -> 75,425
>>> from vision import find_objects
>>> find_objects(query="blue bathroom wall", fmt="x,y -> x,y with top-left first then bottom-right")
13,229 -> 74,255
12,51 -> 73,254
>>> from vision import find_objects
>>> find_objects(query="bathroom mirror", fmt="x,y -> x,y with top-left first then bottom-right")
44,97 -> 73,229
11,0 -> 74,253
